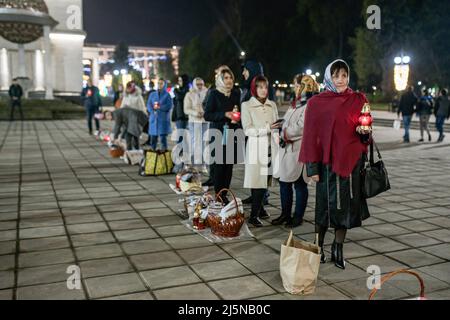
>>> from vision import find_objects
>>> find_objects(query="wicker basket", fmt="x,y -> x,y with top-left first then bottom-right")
109,146 -> 124,158
207,188 -> 244,237
368,269 -> 426,300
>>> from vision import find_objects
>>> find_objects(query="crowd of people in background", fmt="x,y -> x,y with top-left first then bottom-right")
397,86 -> 450,143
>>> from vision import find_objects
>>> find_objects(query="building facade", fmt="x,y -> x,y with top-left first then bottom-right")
0,0 -> 179,100
0,0 -> 85,98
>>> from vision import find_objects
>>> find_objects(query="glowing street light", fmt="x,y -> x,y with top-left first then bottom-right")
394,53 -> 411,92
315,72 -> 320,77
306,69 -> 312,75
240,51 -> 246,57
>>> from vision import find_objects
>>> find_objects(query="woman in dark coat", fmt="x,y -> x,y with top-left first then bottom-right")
299,59 -> 372,270
204,66 -> 243,201
172,74 -> 190,127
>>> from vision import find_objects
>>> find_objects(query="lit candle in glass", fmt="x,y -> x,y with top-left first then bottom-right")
358,103 -> 373,131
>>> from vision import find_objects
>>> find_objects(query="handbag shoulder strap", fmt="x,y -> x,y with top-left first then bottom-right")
369,139 -> 383,165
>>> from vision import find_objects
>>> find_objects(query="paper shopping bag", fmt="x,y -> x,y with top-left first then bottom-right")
280,231 -> 321,295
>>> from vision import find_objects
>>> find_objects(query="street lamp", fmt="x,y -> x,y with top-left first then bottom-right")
306,69 -> 312,76
394,53 -> 410,92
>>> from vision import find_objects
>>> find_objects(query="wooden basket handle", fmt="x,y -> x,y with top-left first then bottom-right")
368,269 -> 425,300
216,188 -> 243,217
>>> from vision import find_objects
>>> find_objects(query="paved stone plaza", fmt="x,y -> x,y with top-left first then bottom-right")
0,120 -> 449,300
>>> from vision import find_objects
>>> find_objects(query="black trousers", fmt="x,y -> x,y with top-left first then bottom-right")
251,189 -> 266,219
10,100 -> 24,121
213,163 -> 233,199
86,105 -> 100,133
126,133 -> 139,150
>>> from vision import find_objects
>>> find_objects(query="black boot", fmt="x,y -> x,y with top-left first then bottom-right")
314,238 -> 327,264
286,217 -> 303,228
259,209 -> 270,220
202,179 -> 214,187
284,216 -> 293,227
334,243 -> 346,270
320,247 -> 327,264
248,217 -> 263,227
331,241 -> 337,262
271,214 -> 290,226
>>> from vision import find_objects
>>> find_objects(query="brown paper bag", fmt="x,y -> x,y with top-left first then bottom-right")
280,231 -> 321,295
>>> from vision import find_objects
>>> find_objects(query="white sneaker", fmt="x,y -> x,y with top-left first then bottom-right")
94,130 -> 100,136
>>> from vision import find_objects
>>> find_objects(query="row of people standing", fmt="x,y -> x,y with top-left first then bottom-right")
242,59 -> 372,271
397,86 -> 450,143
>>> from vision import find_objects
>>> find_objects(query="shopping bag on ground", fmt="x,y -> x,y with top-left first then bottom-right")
280,231 -> 321,295
124,150 -> 144,166
139,150 -> 174,176
393,119 -> 401,130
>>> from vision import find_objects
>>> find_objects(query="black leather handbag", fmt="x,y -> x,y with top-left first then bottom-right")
362,140 -> 391,199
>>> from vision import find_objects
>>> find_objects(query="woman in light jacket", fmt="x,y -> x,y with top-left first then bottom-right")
120,82 -> 147,113
184,77 -> 209,171
114,81 -> 148,150
241,75 -> 279,227
272,74 -> 318,228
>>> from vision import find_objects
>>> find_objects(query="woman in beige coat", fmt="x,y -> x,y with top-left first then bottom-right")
272,74 -> 319,228
184,77 -> 209,171
241,76 -> 279,227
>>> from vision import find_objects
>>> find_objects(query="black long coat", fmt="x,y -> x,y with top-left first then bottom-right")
306,146 -> 371,230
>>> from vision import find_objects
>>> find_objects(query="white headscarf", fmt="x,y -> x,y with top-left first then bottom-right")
324,59 -> 350,93
215,67 -> 235,97
191,77 -> 208,106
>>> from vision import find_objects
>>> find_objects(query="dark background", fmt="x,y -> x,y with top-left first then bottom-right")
83,0 -> 219,47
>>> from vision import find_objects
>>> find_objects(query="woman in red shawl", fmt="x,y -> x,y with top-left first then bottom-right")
299,59 -> 372,269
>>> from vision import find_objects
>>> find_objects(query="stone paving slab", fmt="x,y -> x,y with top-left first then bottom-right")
1,120 -> 450,300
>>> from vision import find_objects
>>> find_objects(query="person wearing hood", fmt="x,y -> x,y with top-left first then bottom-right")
241,60 -> 266,103
272,74 -> 319,229
172,74 -> 190,172
173,74 -> 190,129
299,59 -> 372,270
184,77 -> 209,171
204,66 -> 242,201
241,75 -> 279,227
147,78 -> 173,151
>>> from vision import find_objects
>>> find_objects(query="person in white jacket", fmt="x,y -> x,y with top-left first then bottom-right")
115,81 -> 148,149
272,74 -> 318,228
184,77 -> 209,171
241,75 -> 280,227
120,82 -> 147,114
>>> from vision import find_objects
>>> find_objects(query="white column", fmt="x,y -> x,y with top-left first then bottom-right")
18,44 -> 26,78
0,48 -> 10,90
92,58 -> 99,86
43,26 -> 53,99
34,50 -> 45,91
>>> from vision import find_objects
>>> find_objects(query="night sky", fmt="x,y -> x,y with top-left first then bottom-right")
83,0 -> 220,47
